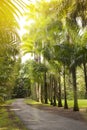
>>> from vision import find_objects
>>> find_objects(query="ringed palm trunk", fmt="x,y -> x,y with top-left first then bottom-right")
44,72 -> 48,104
53,77 -> 57,106
58,72 -> 62,107
83,62 -> 87,98
38,82 -> 41,102
35,82 -> 41,102
41,83 -> 44,103
63,64 -> 68,109
72,66 -> 79,111
35,82 -> 40,102
49,75 -> 53,105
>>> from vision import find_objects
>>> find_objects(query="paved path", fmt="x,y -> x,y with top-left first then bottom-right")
11,99 -> 87,130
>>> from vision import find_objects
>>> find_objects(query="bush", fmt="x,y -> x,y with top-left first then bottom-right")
0,96 -> 4,104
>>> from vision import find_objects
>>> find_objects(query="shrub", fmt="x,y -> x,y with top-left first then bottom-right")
0,96 -> 4,104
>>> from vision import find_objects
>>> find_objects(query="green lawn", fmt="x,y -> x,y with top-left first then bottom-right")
0,100 -> 27,130
62,99 -> 87,108
25,99 -> 51,107
25,98 -> 87,108
25,99 -> 42,105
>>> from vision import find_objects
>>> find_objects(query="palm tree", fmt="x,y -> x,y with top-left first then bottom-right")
0,0 -> 26,17
54,44 -> 69,109
0,0 -> 27,99
76,44 -> 87,99
21,0 -> 87,110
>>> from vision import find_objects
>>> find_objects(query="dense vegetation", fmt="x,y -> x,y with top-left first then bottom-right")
0,0 -> 87,112
0,1 -> 26,101
0,100 -> 27,130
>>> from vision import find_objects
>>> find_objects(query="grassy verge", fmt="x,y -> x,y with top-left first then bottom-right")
0,99 -> 28,130
25,99 -> 50,107
62,99 -> 87,108
25,98 -> 87,108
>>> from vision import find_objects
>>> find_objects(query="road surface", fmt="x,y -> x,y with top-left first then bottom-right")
11,99 -> 87,130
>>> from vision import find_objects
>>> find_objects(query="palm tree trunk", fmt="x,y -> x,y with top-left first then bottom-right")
83,62 -> 87,98
44,72 -> 48,104
72,66 -> 79,111
53,77 -> 57,106
63,64 -> 68,109
38,83 -> 41,102
41,84 -> 44,103
35,83 -> 39,102
35,82 -> 41,102
58,73 -> 62,107
49,75 -> 53,105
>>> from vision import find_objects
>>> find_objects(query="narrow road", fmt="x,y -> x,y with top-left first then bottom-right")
11,99 -> 87,130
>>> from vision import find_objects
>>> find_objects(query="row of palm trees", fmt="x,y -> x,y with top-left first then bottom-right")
21,0 -> 87,111
22,42 -> 87,111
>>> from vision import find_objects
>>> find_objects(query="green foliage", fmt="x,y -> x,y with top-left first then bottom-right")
22,60 -> 48,83
12,78 -> 31,98
0,0 -> 26,99
0,97 -> 4,104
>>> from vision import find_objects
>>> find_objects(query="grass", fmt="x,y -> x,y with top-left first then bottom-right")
0,99 -> 28,130
78,99 -> 87,108
62,99 -> 87,108
5,99 -> 16,105
0,99 -> 16,107
25,99 -> 42,105
25,98 -> 87,109
25,99 -> 51,107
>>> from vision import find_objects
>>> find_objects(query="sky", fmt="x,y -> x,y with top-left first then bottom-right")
18,0 -> 51,63
21,53 -> 33,63
18,0 -> 51,36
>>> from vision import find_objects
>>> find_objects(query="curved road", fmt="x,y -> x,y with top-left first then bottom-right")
11,99 -> 87,130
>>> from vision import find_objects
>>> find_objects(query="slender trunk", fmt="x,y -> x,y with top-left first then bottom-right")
83,63 -> 87,98
38,83 -> 41,102
58,72 -> 62,107
49,75 -> 53,105
53,77 -> 57,106
36,82 -> 41,102
35,83 -> 39,102
41,84 -> 44,103
44,72 -> 48,104
63,65 -> 68,109
72,66 -> 79,111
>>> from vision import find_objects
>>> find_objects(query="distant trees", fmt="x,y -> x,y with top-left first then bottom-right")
12,77 -> 31,98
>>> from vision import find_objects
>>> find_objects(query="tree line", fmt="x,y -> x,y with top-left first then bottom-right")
21,0 -> 87,111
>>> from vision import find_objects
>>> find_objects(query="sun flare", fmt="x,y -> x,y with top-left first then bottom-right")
18,0 -> 51,37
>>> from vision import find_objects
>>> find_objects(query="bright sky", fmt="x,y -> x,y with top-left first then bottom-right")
18,17 -> 26,37
21,53 -> 34,63
18,0 -> 51,36
18,0 -> 51,63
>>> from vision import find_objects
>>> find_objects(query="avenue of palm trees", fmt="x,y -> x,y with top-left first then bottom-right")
0,0 -> 87,111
